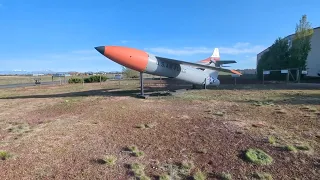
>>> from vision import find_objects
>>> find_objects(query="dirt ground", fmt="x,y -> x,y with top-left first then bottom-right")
0,82 -> 319,180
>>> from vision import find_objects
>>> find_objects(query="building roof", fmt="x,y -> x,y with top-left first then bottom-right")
257,26 -> 320,56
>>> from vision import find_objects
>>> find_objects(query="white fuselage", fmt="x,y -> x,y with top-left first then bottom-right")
143,53 -> 220,86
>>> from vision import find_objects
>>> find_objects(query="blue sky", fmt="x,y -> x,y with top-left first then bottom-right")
0,0 -> 319,72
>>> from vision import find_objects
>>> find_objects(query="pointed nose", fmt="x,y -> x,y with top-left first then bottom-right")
94,46 -> 105,55
94,46 -> 149,72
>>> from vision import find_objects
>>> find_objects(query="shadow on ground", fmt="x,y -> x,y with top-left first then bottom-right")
1,84 -> 319,105
0,87 -> 177,100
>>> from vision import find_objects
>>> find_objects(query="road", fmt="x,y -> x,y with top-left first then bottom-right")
0,81 -> 62,89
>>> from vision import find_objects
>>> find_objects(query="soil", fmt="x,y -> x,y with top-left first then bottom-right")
0,83 -> 319,180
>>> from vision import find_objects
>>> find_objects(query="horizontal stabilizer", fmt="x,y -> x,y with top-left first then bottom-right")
215,60 -> 237,65
156,56 -> 242,75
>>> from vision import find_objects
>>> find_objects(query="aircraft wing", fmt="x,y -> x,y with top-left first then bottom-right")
156,56 -> 242,75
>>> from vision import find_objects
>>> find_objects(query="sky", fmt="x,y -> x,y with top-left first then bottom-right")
0,0 -> 319,72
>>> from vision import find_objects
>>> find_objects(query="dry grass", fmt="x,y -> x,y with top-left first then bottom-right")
0,83 -> 319,179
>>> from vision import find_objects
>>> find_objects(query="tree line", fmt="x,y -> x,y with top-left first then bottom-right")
257,15 -> 314,80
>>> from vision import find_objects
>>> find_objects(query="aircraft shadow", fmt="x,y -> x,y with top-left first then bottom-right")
0,87 -> 181,100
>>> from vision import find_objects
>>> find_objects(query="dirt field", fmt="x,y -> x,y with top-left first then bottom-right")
0,82 -> 319,180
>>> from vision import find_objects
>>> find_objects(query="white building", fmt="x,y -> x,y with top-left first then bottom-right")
257,27 -> 320,77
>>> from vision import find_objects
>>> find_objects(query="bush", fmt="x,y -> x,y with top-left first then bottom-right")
84,75 -> 108,83
68,77 -> 83,84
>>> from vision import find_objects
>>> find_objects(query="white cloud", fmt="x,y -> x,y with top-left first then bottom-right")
145,42 -> 266,56
121,40 -> 129,44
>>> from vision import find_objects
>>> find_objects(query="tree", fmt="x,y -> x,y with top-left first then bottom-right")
122,66 -> 140,78
257,38 -> 290,80
257,14 -> 314,80
289,14 -> 314,69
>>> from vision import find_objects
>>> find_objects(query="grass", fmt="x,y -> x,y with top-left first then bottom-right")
129,163 -> 150,179
181,160 -> 195,175
193,169 -> 207,180
268,136 -> 276,145
127,145 -> 144,157
245,148 -> 273,165
0,150 -> 12,160
159,161 -> 195,179
103,155 -> 117,166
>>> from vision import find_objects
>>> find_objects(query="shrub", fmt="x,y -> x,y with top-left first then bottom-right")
68,77 -> 83,84
84,75 -> 108,83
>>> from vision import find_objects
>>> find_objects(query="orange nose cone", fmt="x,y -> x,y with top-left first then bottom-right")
95,46 -> 148,72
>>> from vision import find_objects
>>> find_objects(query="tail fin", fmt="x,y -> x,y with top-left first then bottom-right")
198,48 -> 220,64
211,48 -> 220,61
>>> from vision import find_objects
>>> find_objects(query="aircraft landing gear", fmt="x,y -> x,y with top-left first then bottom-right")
136,72 -> 148,99
203,83 -> 207,89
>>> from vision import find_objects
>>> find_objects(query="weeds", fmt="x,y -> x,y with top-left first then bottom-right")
0,150 -> 12,160
129,163 -> 150,180
193,169 -> 207,180
159,161 -> 195,179
103,155 -> 117,166
127,145 -> 144,157
268,136 -> 276,145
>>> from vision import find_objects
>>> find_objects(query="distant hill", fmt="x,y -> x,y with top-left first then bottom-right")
0,70 -> 56,75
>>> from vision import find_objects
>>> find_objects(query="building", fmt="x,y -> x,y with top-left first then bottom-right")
257,27 -> 320,77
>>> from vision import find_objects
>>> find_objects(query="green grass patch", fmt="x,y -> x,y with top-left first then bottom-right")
245,148 -> 273,165
0,150 -> 12,160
